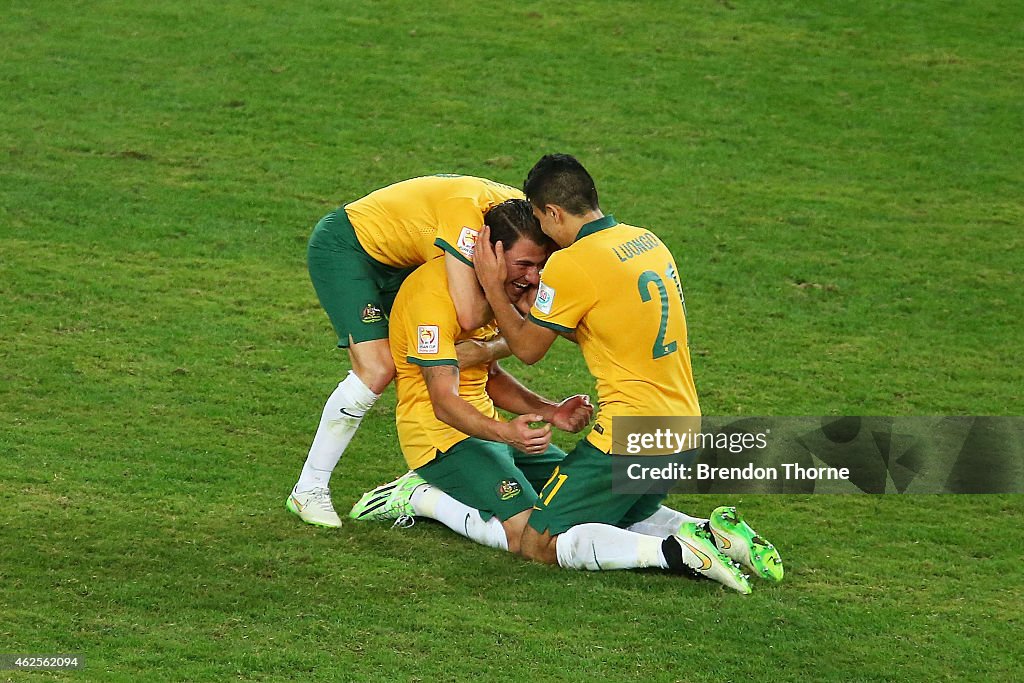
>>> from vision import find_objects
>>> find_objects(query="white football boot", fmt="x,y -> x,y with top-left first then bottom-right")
286,487 -> 342,528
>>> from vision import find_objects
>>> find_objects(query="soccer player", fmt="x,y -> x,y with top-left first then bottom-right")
471,154 -> 784,593
349,199 -> 594,552
287,175 -> 522,528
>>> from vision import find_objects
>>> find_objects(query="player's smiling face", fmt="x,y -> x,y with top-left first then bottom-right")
502,238 -> 548,304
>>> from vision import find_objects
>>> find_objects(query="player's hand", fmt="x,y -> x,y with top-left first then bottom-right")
502,413 -> 552,454
547,394 -> 594,433
473,225 -> 507,296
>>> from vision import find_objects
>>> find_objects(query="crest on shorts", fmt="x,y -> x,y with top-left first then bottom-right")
496,479 -> 522,501
361,303 -> 383,324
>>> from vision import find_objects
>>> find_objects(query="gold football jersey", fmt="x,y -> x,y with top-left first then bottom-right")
528,216 -> 700,453
345,174 -> 523,268
389,258 -> 501,468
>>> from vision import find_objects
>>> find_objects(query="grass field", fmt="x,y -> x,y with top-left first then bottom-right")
2,1 -> 1022,681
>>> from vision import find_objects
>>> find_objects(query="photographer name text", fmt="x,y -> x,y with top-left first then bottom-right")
625,462 -> 850,482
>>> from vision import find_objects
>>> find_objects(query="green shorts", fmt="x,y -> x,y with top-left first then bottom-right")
415,437 -> 566,522
528,438 -> 665,536
307,208 -> 415,348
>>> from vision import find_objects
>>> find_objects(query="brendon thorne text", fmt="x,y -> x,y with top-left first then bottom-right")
625,462 -> 850,482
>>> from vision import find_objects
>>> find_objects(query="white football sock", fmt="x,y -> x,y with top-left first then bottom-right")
555,523 -> 668,571
294,371 -> 379,492
626,505 -> 708,539
410,485 -> 509,551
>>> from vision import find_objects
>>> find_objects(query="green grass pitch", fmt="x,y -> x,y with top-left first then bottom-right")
1,1 -> 1021,681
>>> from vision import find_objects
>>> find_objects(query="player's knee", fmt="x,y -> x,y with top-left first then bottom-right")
348,341 -> 395,393
519,526 -> 558,565
363,363 -> 395,393
501,514 -> 529,554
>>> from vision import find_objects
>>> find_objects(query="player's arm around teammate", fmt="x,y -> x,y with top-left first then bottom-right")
445,251 -> 493,332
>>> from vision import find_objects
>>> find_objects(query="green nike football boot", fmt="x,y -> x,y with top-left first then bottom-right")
708,506 -> 784,582
670,523 -> 752,595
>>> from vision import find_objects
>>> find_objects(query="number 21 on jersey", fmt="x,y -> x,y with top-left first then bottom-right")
637,264 -> 686,359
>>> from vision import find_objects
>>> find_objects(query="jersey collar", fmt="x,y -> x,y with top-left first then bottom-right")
574,215 -> 618,243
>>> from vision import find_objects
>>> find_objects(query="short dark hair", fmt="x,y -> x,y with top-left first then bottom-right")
523,154 -> 599,216
484,199 -> 555,251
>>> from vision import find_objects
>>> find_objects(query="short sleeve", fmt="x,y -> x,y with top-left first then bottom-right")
405,290 -> 461,367
528,252 -> 597,333
433,198 -> 485,267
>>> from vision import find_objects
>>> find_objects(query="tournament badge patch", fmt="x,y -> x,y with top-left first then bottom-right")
417,325 -> 439,354
456,226 -> 479,260
361,303 -> 383,324
496,479 -> 522,501
535,282 -> 555,314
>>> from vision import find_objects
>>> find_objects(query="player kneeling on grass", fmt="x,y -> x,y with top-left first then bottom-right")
477,153 -> 782,592
349,199 -> 781,593
351,199 -> 589,552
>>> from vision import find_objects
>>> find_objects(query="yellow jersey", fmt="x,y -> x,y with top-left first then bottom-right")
528,215 -> 700,453
344,175 -> 523,268
389,257 -> 501,468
